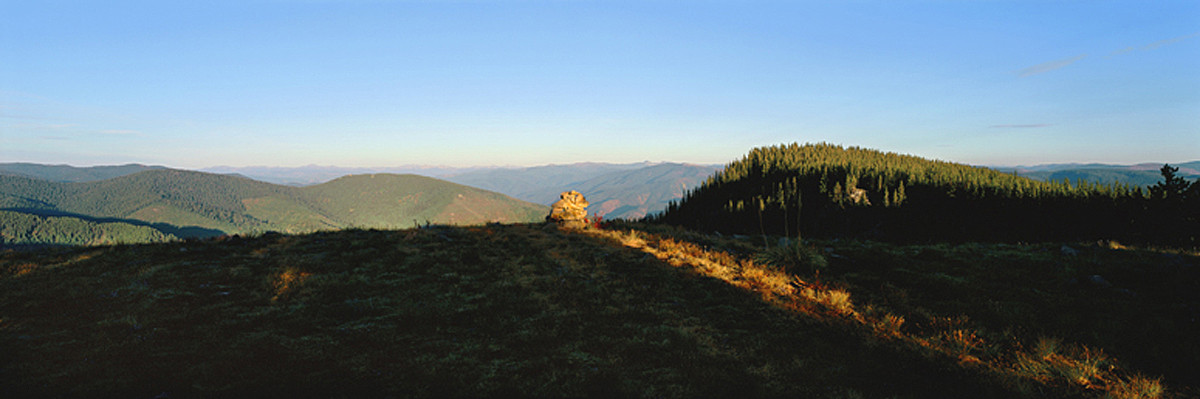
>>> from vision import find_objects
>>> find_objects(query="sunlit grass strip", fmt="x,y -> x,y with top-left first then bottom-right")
2,251 -> 105,278
10,263 -> 38,277
587,227 -> 1166,398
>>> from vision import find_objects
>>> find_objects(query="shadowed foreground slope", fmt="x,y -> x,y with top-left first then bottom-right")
1,224 -> 1188,398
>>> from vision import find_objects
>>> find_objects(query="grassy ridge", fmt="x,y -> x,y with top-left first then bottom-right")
2,223 -> 1192,397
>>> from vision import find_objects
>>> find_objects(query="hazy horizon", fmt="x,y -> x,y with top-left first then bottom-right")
4,156 -> 1200,173
3,1 -> 1198,168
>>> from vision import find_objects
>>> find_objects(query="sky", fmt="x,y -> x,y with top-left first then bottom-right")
2,0 -> 1198,169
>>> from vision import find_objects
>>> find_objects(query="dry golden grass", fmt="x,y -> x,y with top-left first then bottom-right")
1106,375 -> 1167,399
586,226 -> 1173,399
1,223 -> 1185,398
270,267 -> 312,302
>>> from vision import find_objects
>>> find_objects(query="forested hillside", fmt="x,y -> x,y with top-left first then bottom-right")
0,210 -> 176,247
0,163 -> 166,182
298,174 -> 548,228
0,170 -> 547,246
651,143 -> 1198,245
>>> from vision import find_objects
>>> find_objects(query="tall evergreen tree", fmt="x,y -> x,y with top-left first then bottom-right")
1150,164 -> 1191,200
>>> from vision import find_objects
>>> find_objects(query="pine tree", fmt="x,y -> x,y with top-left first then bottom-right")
1151,164 -> 1191,201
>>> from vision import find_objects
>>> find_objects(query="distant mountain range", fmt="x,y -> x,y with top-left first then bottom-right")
992,161 -> 1200,188
0,163 -> 168,182
5,158 -> 1196,247
443,163 -> 722,219
200,165 -> 496,186
200,162 -> 723,220
1,167 -> 546,246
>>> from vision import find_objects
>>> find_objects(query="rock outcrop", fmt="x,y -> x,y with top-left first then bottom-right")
546,190 -> 589,229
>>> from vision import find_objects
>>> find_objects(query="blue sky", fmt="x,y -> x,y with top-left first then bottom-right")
2,0 -> 1197,168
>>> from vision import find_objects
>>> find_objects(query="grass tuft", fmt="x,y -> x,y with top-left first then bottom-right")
754,240 -> 829,276
1105,374 -> 1165,399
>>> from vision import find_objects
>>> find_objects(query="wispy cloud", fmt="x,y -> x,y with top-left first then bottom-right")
1109,31 -> 1200,57
1016,54 -> 1088,77
990,124 -> 1053,129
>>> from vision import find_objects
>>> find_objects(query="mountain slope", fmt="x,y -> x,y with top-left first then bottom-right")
1,224 -> 1188,397
1,170 -> 547,245
201,164 -> 494,186
443,162 -> 655,201
1,170 -> 287,235
0,163 -> 167,182
299,174 -> 547,228
567,163 -> 720,219
445,162 -> 719,219
654,143 -> 1191,243
0,210 -> 177,247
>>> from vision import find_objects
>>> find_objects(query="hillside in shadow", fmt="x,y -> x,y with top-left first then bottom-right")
2,223 -> 1193,398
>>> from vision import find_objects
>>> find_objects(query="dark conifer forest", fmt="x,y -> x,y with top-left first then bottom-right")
650,143 -> 1197,245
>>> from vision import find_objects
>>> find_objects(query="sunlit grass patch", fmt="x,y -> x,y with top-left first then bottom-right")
1105,374 -> 1165,399
1012,339 -> 1112,389
872,313 -> 906,336
9,262 -> 38,277
270,267 -> 311,302
586,223 -> 1193,398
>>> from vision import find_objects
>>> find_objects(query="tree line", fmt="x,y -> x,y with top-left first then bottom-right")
648,143 -> 1198,245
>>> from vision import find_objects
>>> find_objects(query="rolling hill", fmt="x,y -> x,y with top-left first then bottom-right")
442,162 -> 656,199
0,162 -> 167,182
1,169 -> 547,246
298,173 -> 548,228
201,164 -> 494,186
205,161 -> 721,220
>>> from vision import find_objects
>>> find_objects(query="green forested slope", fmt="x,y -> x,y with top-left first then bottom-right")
1,170 -> 547,246
0,170 -> 285,235
0,163 -> 166,182
0,210 -> 177,246
652,143 -> 1196,244
299,174 -> 548,228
